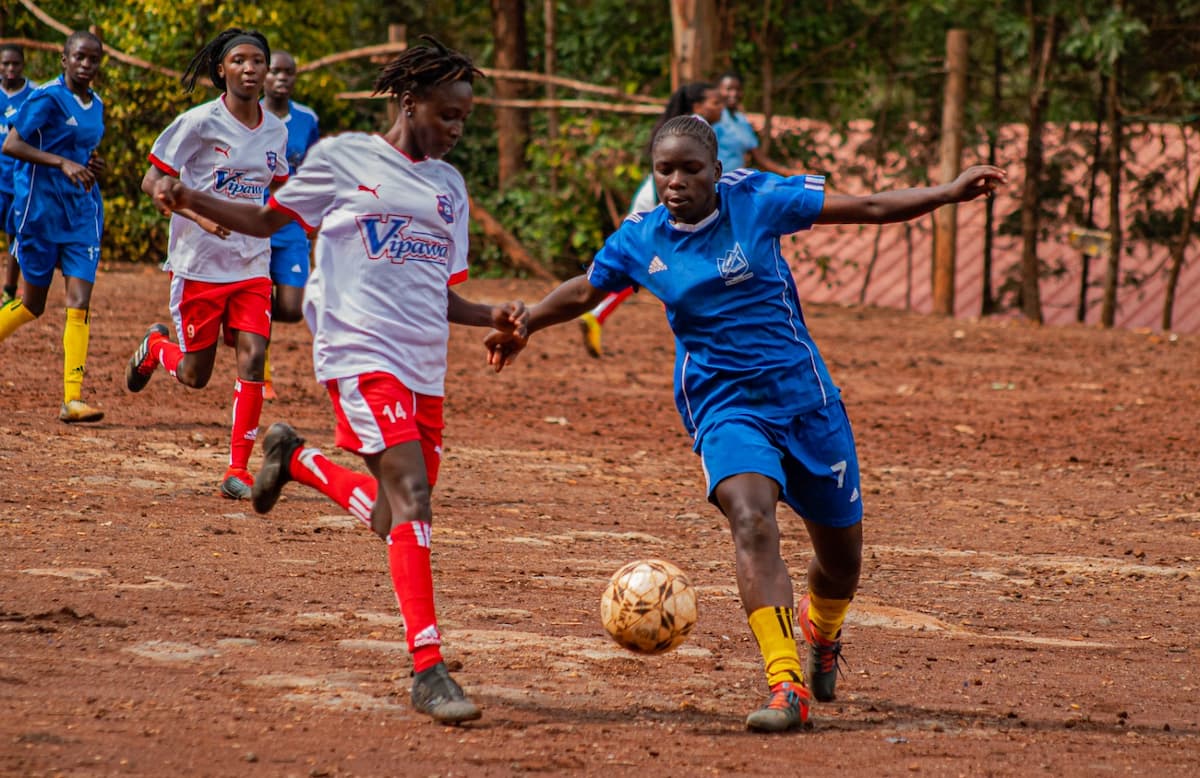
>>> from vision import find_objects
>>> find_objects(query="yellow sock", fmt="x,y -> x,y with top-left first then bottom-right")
63,307 -> 90,403
805,592 -> 852,642
263,347 -> 272,382
0,298 -> 36,341
748,606 -> 803,687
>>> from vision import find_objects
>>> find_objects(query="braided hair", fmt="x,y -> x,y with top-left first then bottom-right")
645,82 -> 715,160
181,28 -> 270,93
373,34 -> 482,99
651,114 -> 719,163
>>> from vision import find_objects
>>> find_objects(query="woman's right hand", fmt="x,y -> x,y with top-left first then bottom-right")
59,157 -> 96,191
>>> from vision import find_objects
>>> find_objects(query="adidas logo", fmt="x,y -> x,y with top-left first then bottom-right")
65,116 -> 79,126
290,264 -> 302,273
648,256 -> 668,274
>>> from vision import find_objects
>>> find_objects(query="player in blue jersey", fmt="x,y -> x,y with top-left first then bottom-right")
576,82 -> 724,358
260,50 -> 320,400
0,44 -> 35,305
0,32 -> 106,423
713,71 -> 792,177
489,115 -> 1005,732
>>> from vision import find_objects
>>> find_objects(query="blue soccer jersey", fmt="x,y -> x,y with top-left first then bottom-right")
0,79 -> 36,196
269,99 -> 319,248
9,75 -> 103,243
587,169 -> 836,447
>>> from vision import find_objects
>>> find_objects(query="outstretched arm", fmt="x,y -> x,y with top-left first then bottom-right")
816,164 -> 1006,225
152,173 -> 292,238
484,274 -> 609,371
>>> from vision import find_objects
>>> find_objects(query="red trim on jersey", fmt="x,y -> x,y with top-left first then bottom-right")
376,133 -> 427,164
272,173 -> 289,184
148,153 -> 178,177
221,93 -> 265,130
267,196 -> 315,233
448,268 -> 469,287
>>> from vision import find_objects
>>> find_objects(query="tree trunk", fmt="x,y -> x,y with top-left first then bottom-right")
932,29 -> 968,317
1018,7 -> 1057,324
670,0 -> 717,88
1100,56 -> 1123,328
1163,124 -> 1200,331
543,0 -> 558,141
1079,75 -> 1105,323
491,0 -> 529,190
981,33 -> 1001,316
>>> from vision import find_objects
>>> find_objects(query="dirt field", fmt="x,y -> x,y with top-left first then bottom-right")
2,265 -> 1198,777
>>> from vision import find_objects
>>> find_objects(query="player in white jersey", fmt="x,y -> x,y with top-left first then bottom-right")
489,116 -> 1004,732
123,29 -> 288,500
150,36 -> 527,725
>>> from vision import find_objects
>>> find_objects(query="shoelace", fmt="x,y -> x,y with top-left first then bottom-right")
813,639 -> 848,678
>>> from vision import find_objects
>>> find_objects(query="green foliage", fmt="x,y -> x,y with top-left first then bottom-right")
469,114 -> 645,278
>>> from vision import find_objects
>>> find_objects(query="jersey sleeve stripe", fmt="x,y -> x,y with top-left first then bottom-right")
447,268 -> 469,287
148,153 -> 178,177
267,196 -> 315,233
272,173 -> 289,184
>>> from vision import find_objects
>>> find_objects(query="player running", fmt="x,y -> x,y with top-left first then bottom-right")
489,115 -> 1005,732
1,44 -> 35,305
149,36 -> 527,725
260,49 -> 320,400
123,29 -> 288,499
0,32 -> 106,423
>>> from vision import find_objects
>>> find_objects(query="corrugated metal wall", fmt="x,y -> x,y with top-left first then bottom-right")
771,119 -> 1200,333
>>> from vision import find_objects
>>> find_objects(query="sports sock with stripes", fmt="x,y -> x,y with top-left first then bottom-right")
229,378 -> 264,472
62,307 -> 90,403
0,297 -> 36,341
806,592 -> 852,642
387,521 -> 443,673
748,605 -> 804,687
287,447 -> 378,526
152,335 -> 183,377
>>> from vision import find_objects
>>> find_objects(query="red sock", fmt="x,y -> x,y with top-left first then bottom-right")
153,336 -> 183,377
387,521 -> 442,672
594,286 -> 634,324
229,379 -> 264,471
288,447 -> 377,526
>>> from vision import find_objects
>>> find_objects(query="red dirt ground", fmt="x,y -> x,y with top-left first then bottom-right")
2,266 -> 1198,777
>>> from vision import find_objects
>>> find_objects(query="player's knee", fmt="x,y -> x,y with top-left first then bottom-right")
727,506 -> 780,556
272,306 -> 303,324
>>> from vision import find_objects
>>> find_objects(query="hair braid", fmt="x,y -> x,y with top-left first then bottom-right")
651,114 -> 719,163
373,34 -> 482,99
181,28 -> 270,93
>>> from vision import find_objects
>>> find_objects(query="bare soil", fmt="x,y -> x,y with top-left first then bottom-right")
2,266 -> 1198,777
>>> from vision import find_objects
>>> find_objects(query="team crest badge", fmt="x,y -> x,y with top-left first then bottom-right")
436,194 -> 454,224
266,151 -> 279,172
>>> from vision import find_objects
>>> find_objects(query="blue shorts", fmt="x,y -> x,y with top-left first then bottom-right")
269,240 -> 310,287
698,401 -> 863,528
12,234 -> 101,288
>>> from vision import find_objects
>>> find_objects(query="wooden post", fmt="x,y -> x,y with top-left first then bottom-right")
932,29 -> 968,317
544,0 -> 558,140
670,0 -> 716,89
386,24 -> 406,125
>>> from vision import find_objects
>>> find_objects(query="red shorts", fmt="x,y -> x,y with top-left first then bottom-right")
169,274 -> 272,352
326,372 -> 445,487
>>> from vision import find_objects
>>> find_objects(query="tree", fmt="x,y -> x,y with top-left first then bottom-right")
1018,3 -> 1059,324
490,0 -> 529,189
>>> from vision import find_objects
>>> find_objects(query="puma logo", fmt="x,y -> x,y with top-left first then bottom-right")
214,145 -> 230,157
357,184 -> 381,198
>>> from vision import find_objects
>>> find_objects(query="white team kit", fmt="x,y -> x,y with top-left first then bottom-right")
268,132 -> 470,396
149,96 -> 289,282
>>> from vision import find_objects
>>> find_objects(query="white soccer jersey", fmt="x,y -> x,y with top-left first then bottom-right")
269,132 -> 470,395
149,96 -> 288,282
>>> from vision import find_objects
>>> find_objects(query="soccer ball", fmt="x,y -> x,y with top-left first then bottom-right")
600,559 -> 698,654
